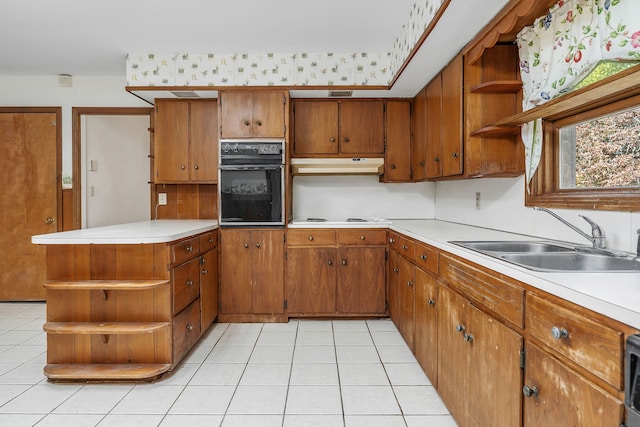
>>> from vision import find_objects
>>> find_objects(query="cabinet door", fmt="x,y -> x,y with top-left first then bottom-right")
293,101 -> 339,155
437,286 -> 470,425
441,55 -> 463,177
219,229 -> 253,313
189,100 -> 218,182
340,101 -> 385,155
155,100 -> 190,182
286,247 -> 336,314
396,254 -> 415,350
411,88 -> 427,181
388,251 -> 402,326
336,246 -> 385,314
251,230 -> 284,314
252,92 -> 285,138
200,248 -> 218,330
173,257 -> 201,314
414,268 -> 438,385
220,92 -> 253,138
523,343 -> 624,427
467,301 -> 522,427
424,74 -> 443,179
384,101 -> 411,182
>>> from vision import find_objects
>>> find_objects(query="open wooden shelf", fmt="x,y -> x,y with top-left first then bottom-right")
469,125 -> 521,137
44,280 -> 169,291
44,363 -> 171,381
44,322 -> 169,335
470,80 -> 522,94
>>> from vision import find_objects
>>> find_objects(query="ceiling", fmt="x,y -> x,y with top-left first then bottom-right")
0,0 -> 510,99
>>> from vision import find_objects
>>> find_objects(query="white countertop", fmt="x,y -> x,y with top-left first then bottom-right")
389,219 -> 640,330
32,220 -> 218,245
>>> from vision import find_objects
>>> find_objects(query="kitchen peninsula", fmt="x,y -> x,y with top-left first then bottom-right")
32,220 -> 218,381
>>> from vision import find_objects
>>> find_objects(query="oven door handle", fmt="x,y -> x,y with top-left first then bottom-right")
219,165 -> 283,171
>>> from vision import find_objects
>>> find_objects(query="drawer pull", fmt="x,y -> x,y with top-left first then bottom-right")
186,323 -> 193,331
463,333 -> 474,343
551,326 -> 569,340
522,385 -> 538,398
456,324 -> 466,333
186,279 -> 193,287
389,238 -> 395,243
360,235 -> 365,240
185,246 -> 193,252
202,269 -> 208,275
428,298 -> 435,306
393,268 -> 399,273
308,235 -> 314,241
420,254 -> 427,261
402,245 -> 408,250
208,238 -> 214,243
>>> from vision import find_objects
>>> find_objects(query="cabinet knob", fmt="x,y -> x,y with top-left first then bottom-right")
185,246 -> 193,252
180,165 -> 186,170
328,260 -> 333,266
330,137 -> 336,142
342,259 -> 347,266
551,326 -> 569,340
360,235 -> 365,241
243,243 -> 249,248
186,279 -> 193,287
463,333 -> 474,343
456,324 -> 466,333
390,164 -> 396,169
255,120 -> 262,126
393,268 -> 399,273
419,161 -> 425,166
402,245 -> 408,250
44,217 -> 55,224
186,323 -> 193,331
343,137 -> 350,142
420,254 -> 427,261
452,152 -> 459,158
202,269 -> 208,275
428,298 -> 435,306
407,281 -> 413,287
434,157 -> 440,162
194,165 -> 199,170
308,235 -> 314,241
243,120 -> 250,126
256,242 -> 261,248
389,238 -> 395,243
522,385 -> 539,398
208,238 -> 214,243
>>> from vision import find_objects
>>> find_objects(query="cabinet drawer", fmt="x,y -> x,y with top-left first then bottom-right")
172,237 -> 200,265
337,229 -> 386,245
199,230 -> 218,252
173,298 -> 201,362
173,258 -> 200,314
440,254 -> 524,329
288,229 -> 336,246
414,241 -> 439,276
388,232 -> 415,261
526,293 -> 624,389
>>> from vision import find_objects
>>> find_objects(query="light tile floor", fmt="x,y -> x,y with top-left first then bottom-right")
0,302 -> 458,427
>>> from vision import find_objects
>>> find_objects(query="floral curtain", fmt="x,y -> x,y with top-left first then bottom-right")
516,0 -> 640,186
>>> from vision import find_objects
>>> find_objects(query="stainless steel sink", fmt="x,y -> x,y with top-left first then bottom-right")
450,241 -> 572,253
500,252 -> 640,272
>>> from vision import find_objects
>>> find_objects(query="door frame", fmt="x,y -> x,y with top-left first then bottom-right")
72,107 -> 153,229
0,107 -> 63,231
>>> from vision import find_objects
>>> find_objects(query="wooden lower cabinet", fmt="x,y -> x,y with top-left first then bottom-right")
523,343 -> 624,427
438,285 -> 523,427
286,229 -> 386,316
220,229 -> 284,317
414,267 -> 438,386
200,248 -> 218,330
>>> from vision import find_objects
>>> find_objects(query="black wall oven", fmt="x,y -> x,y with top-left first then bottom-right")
219,140 -> 284,227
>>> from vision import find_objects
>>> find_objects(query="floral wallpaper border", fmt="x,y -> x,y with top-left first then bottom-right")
126,0 -> 446,87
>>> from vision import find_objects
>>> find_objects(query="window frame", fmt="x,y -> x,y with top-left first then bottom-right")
525,93 -> 640,212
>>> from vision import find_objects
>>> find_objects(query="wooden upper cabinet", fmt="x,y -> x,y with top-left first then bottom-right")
441,54 -> 464,177
219,91 -> 285,139
411,88 -> 428,181
340,101 -> 384,155
292,100 -> 384,156
384,100 -> 411,182
154,99 -> 218,183
424,74 -> 443,179
293,101 -> 339,155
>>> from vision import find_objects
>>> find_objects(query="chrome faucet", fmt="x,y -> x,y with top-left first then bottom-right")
533,207 -> 606,249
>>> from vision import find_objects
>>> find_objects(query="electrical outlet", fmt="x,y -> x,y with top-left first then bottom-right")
475,192 -> 481,210
158,193 -> 167,205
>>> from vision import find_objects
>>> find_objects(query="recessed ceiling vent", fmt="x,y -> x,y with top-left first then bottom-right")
170,90 -> 200,98
328,90 -> 353,97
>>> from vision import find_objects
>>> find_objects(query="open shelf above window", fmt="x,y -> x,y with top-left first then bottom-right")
469,125 -> 521,137
470,80 -> 522,94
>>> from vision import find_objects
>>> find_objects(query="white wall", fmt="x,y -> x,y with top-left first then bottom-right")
434,176 -> 640,254
292,175 -> 435,221
0,75 -> 150,178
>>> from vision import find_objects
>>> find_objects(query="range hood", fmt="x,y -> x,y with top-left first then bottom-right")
290,158 -> 384,176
